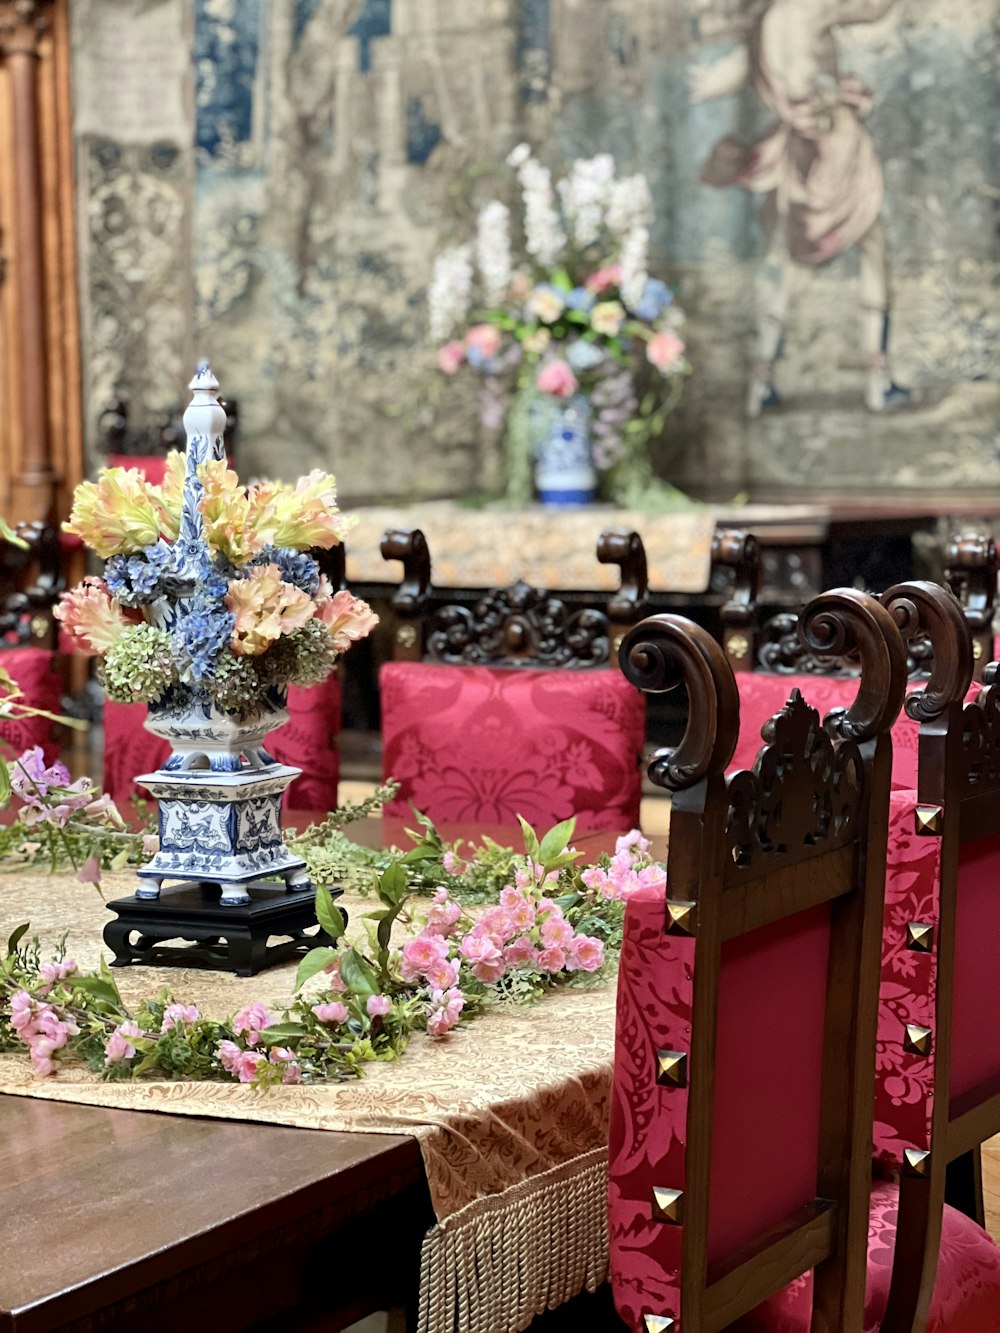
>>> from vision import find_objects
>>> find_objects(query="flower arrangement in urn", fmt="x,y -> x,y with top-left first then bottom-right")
429,145 -> 690,506
56,367 -> 377,909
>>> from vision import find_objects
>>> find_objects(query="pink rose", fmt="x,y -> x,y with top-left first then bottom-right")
585,264 -> 622,293
232,1003 -> 275,1047
442,851 -> 463,877
505,936 -> 540,967
366,994 -> 392,1018
465,324 -> 503,359
323,957 -> 347,991
459,934 -> 501,965
425,958 -> 461,991
104,1020 -> 141,1065
536,359 -> 579,399
538,946 -> 567,973
312,1001 -> 349,1025
425,887 -> 462,935
567,934 -> 605,973
473,955 -> 507,984
400,933 -> 449,981
646,330 -> 685,374
437,340 -> 466,374
426,986 -> 465,1038
616,829 -> 651,855
540,914 -> 574,949
161,1003 -> 199,1031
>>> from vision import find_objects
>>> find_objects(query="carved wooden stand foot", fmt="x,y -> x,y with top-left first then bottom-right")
103,881 -> 344,977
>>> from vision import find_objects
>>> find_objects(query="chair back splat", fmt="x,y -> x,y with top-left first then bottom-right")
608,590 -> 907,1332
377,526 -> 649,830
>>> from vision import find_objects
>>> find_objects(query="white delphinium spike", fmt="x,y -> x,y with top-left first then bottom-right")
620,225 -> 650,312
511,150 -> 565,269
557,154 -> 614,250
607,173 -> 653,238
476,201 -> 512,306
428,243 -> 474,342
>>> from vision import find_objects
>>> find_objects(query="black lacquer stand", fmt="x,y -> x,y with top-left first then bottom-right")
103,881 -> 345,977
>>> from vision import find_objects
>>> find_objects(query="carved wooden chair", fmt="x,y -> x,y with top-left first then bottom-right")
734,584 -> 1000,1329
377,526 -> 649,831
0,521 -> 66,760
609,589 -> 909,1330
101,545 -> 345,812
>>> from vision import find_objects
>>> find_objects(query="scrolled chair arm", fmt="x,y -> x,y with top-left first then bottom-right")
881,579 -> 974,722
799,587 -> 908,741
619,613 -> 739,791
597,528 -> 648,624
380,526 -> 431,613
712,526 -> 761,628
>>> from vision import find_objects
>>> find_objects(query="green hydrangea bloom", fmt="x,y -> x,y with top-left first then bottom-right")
205,652 -> 265,715
101,624 -> 174,704
259,620 -> 338,688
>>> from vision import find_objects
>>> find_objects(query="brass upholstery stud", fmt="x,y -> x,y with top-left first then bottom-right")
651,1186 -> 684,1225
396,624 -> 417,648
914,805 -> 943,836
655,1050 -> 688,1088
905,922 -> 934,952
727,632 -> 750,661
974,640 -> 984,661
904,1023 -> 933,1056
665,900 -> 697,937
904,1147 -> 931,1177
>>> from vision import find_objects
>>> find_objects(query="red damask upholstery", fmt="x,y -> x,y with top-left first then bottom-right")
379,661 -> 645,831
0,648 -> 62,762
735,1179 -> 1000,1332
102,678 -> 342,812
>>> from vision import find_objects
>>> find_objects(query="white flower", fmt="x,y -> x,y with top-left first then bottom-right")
506,142 -> 532,168
606,173 -> 653,237
557,154 -> 615,249
475,201 -> 512,306
516,158 -> 565,268
619,225 -> 649,312
427,243 -> 474,342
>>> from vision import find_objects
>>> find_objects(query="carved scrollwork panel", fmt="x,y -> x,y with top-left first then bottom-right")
724,689 -> 865,880
959,679 -> 1000,792
425,582 -> 610,668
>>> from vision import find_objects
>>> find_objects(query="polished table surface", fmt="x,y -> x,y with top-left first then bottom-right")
0,817 -> 639,1333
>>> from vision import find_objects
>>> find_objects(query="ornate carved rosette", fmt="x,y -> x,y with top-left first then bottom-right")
724,689 -> 865,879
426,582 -> 610,668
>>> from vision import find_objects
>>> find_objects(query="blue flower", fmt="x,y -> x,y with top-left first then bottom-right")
250,545 -> 320,596
565,287 -> 596,313
565,339 -> 607,372
173,594 -> 236,682
630,278 -> 673,321
104,540 -> 173,607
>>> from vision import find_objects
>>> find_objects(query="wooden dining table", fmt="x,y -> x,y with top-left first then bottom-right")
0,817 -> 647,1333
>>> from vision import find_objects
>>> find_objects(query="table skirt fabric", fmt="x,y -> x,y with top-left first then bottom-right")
0,871 -> 614,1333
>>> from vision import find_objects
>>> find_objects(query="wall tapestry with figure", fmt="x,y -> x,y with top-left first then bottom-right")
70,0 -> 999,502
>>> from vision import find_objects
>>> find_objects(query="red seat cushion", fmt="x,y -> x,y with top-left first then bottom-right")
0,648 -> 62,762
102,679 -> 342,813
735,1180 -> 1000,1332
379,661 -> 645,831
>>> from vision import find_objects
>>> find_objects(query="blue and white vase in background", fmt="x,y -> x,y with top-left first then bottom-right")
531,392 -> 597,506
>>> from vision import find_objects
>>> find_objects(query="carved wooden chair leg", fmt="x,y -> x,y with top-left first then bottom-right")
945,1148 -> 986,1227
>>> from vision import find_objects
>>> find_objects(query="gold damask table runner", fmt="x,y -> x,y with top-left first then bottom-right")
0,873 -> 615,1332
345,500 -> 716,593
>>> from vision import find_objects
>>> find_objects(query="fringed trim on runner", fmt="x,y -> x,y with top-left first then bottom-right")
417,1145 -> 609,1333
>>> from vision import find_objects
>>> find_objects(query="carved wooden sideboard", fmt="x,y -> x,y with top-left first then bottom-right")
0,0 -> 82,525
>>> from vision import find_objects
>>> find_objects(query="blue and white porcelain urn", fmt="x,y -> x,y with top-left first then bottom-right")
134,368 -> 310,907
532,392 -> 597,506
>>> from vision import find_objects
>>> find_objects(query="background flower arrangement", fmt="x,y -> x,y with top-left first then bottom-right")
429,145 -> 691,506
0,815 -> 664,1085
54,456 -> 377,716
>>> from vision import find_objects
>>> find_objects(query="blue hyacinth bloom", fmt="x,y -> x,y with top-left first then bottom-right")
250,545 -> 321,596
104,540 -> 173,606
173,594 -> 236,682
631,278 -> 673,321
565,287 -> 596,313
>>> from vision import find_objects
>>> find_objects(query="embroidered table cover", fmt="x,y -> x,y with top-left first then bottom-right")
0,871 -> 616,1333
345,501 -> 716,593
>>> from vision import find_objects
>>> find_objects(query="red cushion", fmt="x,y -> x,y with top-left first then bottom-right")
608,883 -> 831,1327
0,648 -> 62,762
736,1180 -> 1000,1332
379,661 -> 645,831
102,680 -> 341,813
951,833 -> 1000,1102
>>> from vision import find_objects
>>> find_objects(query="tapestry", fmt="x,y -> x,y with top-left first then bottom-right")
70,0 -> 1000,500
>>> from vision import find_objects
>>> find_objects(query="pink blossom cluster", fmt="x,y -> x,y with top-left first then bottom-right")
161,1003 -> 199,1031
231,1002 -> 275,1046
37,959 -> 79,993
216,1039 -> 303,1084
427,986 -> 465,1037
9,990 -> 80,1075
104,1020 -> 142,1065
580,830 -> 666,900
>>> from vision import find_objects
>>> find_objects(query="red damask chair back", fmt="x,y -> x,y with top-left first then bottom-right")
609,590 -> 906,1331
378,527 -> 649,831
0,522 -> 66,761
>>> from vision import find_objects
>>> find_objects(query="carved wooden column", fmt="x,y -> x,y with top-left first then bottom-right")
0,0 -> 80,526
